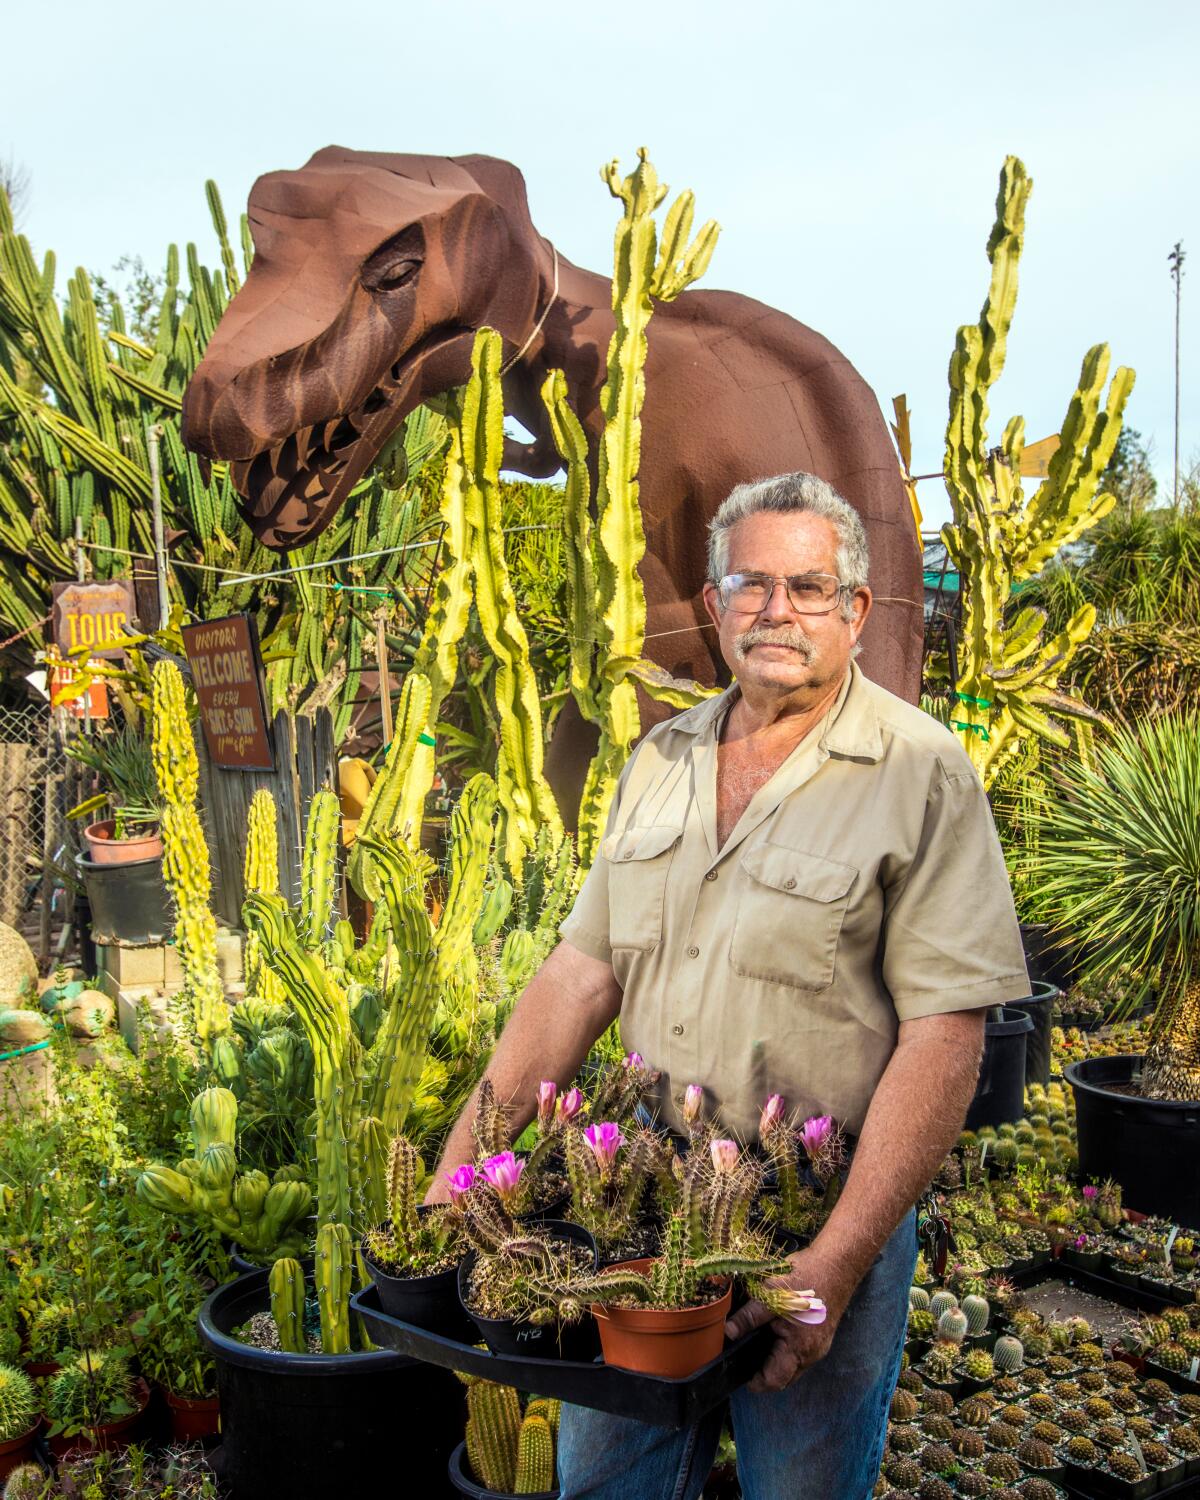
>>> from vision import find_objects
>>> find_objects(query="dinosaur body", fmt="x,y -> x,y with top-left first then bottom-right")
182,149 -> 923,741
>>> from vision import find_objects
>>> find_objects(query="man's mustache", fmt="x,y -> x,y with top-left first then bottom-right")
733,624 -> 816,663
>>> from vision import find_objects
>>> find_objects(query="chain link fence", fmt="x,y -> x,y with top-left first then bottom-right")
0,703 -> 71,963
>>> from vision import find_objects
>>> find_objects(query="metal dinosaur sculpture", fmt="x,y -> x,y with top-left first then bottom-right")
181,148 -> 923,752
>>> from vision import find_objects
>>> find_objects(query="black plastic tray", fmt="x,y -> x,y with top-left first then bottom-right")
351,1283 -> 773,1428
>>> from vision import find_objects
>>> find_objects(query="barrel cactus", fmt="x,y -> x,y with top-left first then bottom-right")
0,1362 -> 36,1441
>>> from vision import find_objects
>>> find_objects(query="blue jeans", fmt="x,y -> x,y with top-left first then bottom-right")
557,1209 -> 916,1500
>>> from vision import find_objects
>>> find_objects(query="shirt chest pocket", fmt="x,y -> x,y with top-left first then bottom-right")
601,825 -> 683,952
729,843 -> 857,991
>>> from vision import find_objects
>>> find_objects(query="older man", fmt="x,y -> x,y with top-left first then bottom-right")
428,472 -> 1029,1499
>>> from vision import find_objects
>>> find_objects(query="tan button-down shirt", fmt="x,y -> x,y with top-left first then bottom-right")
560,662 -> 1029,1140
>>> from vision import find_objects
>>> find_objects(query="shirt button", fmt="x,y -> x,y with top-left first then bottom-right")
687,945 -> 699,958
623,850 -> 633,860
674,1093 -> 684,1106
705,870 -> 717,882
784,877 -> 797,890
672,1023 -> 684,1036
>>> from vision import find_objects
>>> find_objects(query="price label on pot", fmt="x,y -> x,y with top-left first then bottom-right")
182,614 -> 274,770
51,579 -> 137,660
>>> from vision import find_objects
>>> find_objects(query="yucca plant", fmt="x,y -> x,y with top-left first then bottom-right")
1021,711 -> 1200,1099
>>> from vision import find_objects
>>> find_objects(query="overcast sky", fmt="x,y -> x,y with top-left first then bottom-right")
7,0 -> 1197,528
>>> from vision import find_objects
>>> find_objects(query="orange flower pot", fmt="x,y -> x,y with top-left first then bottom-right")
590,1258 -> 733,1380
165,1388 -> 221,1441
0,1420 -> 39,1481
82,821 -> 162,866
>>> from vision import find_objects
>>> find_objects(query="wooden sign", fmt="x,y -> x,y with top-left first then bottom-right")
1020,434 -> 1061,479
181,614 -> 274,770
51,580 -> 137,660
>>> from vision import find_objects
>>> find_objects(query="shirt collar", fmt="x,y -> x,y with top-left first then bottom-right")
668,661 -> 883,763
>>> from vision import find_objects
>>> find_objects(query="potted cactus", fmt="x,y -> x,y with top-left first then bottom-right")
559,1117 -> 676,1264
0,1362 -> 39,1480
43,1349 -> 149,1458
450,1380 -> 560,1499
569,1141 -> 823,1379
452,1170 -> 599,1360
756,1097 -> 845,1251
361,1135 -> 472,1338
67,723 -> 163,865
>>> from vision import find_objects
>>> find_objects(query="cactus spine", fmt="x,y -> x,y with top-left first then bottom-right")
0,1362 -> 36,1442
151,659 -> 229,1049
268,1258 -> 307,1354
933,156 -> 1135,786
515,1413 -> 555,1494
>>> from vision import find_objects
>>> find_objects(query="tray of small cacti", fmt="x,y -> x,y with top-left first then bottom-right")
354,1075 -> 835,1428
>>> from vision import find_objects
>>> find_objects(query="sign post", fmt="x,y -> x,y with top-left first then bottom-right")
181,614 -> 275,771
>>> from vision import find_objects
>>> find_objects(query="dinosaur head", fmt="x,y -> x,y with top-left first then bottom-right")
182,148 -> 547,548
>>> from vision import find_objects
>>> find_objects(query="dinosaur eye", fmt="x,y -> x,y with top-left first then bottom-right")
366,256 -> 421,293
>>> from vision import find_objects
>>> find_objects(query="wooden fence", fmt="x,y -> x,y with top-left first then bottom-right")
195,709 -> 338,928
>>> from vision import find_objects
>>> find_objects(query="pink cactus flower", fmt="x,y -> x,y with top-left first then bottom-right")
445,1163 -> 477,1201
799,1115 -> 834,1158
774,1288 -> 828,1326
1082,1184 -> 1098,1200
710,1138 -> 740,1174
556,1087 -> 583,1123
623,1052 -> 645,1070
537,1080 -> 557,1125
481,1151 -> 526,1202
583,1122 -> 625,1176
760,1094 -> 786,1135
683,1084 -> 704,1126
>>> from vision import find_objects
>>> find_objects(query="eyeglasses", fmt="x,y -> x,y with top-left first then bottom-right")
716,572 -> 850,615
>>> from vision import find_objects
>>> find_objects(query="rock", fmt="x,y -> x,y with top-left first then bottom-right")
59,989 -> 115,1038
0,1008 -> 51,1047
0,923 -> 37,1006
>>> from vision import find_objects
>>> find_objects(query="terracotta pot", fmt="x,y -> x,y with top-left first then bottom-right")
82,820 -> 163,866
47,1376 -> 150,1458
590,1257 -> 733,1379
165,1387 -> 221,1441
0,1420 -> 39,1481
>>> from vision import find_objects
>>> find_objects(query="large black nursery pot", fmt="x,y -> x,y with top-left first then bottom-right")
1065,1055 -> 1200,1230
76,849 -> 171,946
965,1007 -> 1033,1130
1009,980 -> 1060,1087
199,1269 -> 463,1500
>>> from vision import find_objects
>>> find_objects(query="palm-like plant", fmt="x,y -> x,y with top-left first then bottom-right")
1021,712 -> 1200,1100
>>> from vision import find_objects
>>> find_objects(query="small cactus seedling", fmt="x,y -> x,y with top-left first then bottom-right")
929,1290 -> 958,1321
993,1334 -> 1024,1372
937,1307 -> 969,1344
961,1293 -> 989,1335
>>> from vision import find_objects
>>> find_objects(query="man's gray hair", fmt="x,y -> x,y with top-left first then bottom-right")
706,472 -> 870,621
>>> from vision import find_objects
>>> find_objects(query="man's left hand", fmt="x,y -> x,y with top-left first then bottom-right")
724,1245 -> 861,1393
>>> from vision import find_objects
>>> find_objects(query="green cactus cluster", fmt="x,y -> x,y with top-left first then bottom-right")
45,1349 -> 135,1435
464,1381 -> 559,1495
136,1087 -> 313,1262
562,1122 -> 676,1252
930,156 -> 1135,786
268,1257 -> 307,1355
361,1136 -> 458,1277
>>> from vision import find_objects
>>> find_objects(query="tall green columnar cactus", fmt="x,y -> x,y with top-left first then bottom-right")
243,788 -> 285,1005
361,773 -> 497,1134
150,660 -> 231,1055
346,673 -> 432,901
314,1221 -> 353,1355
456,331 -> 562,876
934,157 -> 1134,785
299,789 -> 339,952
542,151 -> 720,864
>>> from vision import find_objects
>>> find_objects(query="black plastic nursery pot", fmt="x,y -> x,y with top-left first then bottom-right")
76,850 -> 171,946
448,1440 -> 560,1500
458,1221 -> 599,1362
1066,1055 -> 1200,1230
1009,980 -> 1060,1088
199,1270 -> 463,1500
362,1227 -> 476,1344
964,1007 -> 1033,1130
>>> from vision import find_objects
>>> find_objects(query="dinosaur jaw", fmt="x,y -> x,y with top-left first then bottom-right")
226,324 -> 474,548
